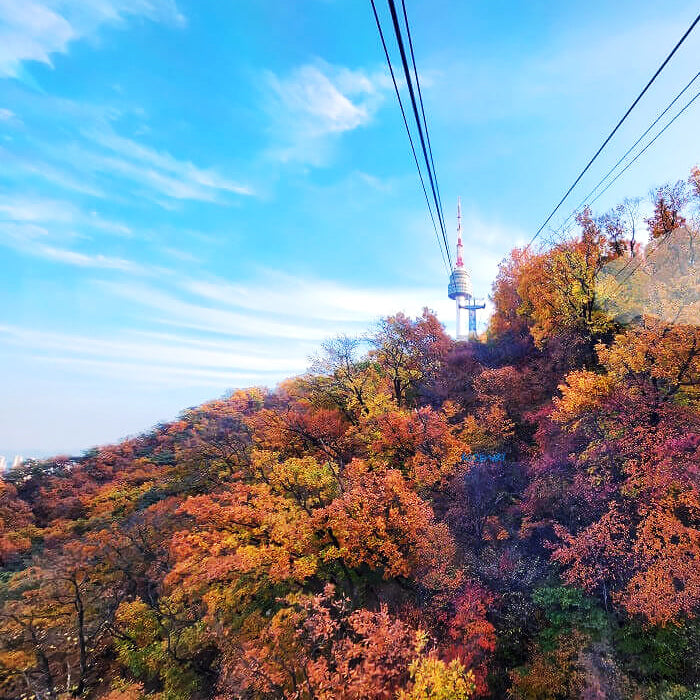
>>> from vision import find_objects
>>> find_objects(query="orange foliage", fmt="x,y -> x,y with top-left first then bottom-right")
364,405 -> 470,488
320,460 -> 457,589
646,181 -> 688,240
216,584 -> 416,699
0,480 -> 34,564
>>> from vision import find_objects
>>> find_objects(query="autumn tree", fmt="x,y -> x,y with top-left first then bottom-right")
307,335 -> 381,421
0,540 -> 121,698
171,389 -> 263,492
369,309 -> 452,407
489,248 -> 533,340
646,181 -> 688,240
216,584 -> 417,699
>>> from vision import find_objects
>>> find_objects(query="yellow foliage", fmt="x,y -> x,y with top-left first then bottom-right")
397,632 -> 475,700
114,599 -> 160,647
552,370 -> 616,427
597,319 -> 700,406
461,405 -> 515,453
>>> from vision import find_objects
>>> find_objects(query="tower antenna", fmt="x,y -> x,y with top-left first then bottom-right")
456,197 -> 464,268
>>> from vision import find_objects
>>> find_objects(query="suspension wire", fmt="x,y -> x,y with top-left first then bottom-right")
594,89 -> 700,225
603,87 -> 700,286
598,88 -> 700,283
605,88 -> 700,298
524,11 -> 700,253
400,0 -> 446,229
369,0 -> 449,274
385,0 -> 453,268
555,70 -> 700,238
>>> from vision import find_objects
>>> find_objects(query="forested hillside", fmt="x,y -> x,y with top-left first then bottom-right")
1,169 -> 699,699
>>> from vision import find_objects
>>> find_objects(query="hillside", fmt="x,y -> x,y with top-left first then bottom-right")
1,170 -> 699,699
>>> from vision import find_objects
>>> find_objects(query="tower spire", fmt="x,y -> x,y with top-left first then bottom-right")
456,197 -> 464,268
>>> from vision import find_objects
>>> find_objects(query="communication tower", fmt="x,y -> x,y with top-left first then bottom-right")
447,199 -> 484,340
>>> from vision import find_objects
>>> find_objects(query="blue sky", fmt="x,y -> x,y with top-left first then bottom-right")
1,0 -> 699,456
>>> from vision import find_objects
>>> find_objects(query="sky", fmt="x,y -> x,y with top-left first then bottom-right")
1,0 -> 699,457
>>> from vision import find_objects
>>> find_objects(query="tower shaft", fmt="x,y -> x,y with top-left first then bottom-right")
456,294 -> 468,339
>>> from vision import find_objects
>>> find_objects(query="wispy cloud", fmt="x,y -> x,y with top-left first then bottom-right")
79,124 -> 254,201
0,320 -> 310,394
0,324 -> 304,378
0,147 -> 105,197
0,194 -> 153,272
33,244 -> 149,272
0,0 -> 185,78
183,273 -> 446,324
37,356 -> 281,388
102,280 -> 347,342
264,61 -> 389,165
0,194 -> 77,222
1,267 -> 457,393
0,326 -> 298,393
0,193 -> 131,236
1,100 -> 254,204
0,221 -> 154,273
99,267 -> 467,347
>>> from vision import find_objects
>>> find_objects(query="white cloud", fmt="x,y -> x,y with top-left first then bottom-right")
0,322 -> 309,392
1,103 -> 253,203
0,147 -> 105,196
0,0 -> 185,77
78,129 -> 254,202
102,280 -> 345,341
37,356 -> 282,388
0,266 -> 460,398
0,194 -> 79,222
0,195 -> 150,272
0,193 -> 131,235
265,61 -> 388,165
0,221 -> 153,272
0,1 -> 75,77
33,244 -> 146,272
184,273 -> 444,324
101,267 -> 467,346
0,221 -> 49,243
0,324 -> 304,373
269,65 -> 369,135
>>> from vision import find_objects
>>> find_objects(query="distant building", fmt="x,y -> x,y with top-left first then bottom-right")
11,455 -> 23,469
0,456 -> 6,473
